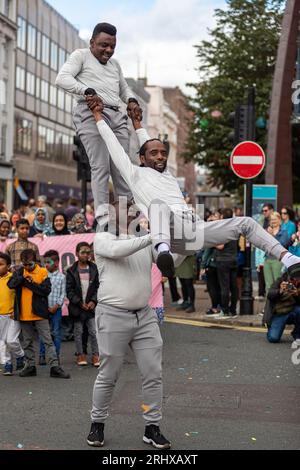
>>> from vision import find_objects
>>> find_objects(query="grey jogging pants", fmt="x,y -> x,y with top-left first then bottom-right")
91,304 -> 163,425
73,103 -> 133,222
149,199 -> 284,259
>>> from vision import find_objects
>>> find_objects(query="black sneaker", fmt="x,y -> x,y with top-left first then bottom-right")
50,366 -> 70,379
39,355 -> 47,366
16,356 -> 25,370
19,366 -> 37,377
3,363 -> 13,376
288,263 -> 300,279
143,425 -> 171,449
87,422 -> 104,447
157,252 -> 175,277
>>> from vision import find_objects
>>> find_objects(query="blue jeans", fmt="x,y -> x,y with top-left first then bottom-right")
267,305 -> 300,343
39,308 -> 62,357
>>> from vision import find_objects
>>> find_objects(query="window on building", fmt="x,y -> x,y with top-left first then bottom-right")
27,24 -> 36,57
38,125 -> 47,156
0,79 -> 6,106
17,17 -> 26,50
50,42 -> 58,71
58,48 -> 66,69
46,128 -> 55,156
0,0 -> 10,17
36,31 -> 41,60
65,94 -> 72,113
49,85 -> 57,106
26,72 -> 35,96
0,124 -> 7,158
36,77 -> 40,98
1,38 -> 8,69
15,118 -> 33,153
16,66 -> 25,91
57,89 -> 64,109
41,35 -> 50,65
41,80 -> 49,102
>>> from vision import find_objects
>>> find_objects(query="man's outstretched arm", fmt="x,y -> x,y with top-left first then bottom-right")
88,100 -> 136,187
94,232 -> 152,259
128,106 -> 151,147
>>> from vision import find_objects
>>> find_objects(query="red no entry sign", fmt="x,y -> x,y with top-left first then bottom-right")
230,141 -> 265,179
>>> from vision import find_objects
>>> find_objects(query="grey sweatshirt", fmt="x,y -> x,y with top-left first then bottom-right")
55,48 -> 134,106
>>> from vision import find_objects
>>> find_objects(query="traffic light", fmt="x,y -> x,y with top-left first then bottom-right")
228,104 -> 256,145
73,135 -> 91,182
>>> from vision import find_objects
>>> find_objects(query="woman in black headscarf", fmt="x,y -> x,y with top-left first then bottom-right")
51,212 -> 70,236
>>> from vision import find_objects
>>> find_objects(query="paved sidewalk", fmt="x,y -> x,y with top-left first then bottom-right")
164,281 -> 267,328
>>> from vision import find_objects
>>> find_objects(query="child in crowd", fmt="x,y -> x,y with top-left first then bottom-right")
0,252 -> 24,376
39,250 -> 66,365
66,242 -> 100,367
7,249 -> 70,379
6,218 -> 40,268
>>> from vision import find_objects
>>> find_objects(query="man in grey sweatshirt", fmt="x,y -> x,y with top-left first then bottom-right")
56,22 -> 139,224
87,201 -> 173,450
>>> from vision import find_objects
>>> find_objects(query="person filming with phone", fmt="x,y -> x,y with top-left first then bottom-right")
263,272 -> 300,347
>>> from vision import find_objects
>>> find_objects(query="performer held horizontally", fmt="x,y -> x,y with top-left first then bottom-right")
85,96 -> 300,281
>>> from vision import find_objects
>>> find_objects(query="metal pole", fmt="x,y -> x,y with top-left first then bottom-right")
239,86 -> 255,315
81,175 -> 87,213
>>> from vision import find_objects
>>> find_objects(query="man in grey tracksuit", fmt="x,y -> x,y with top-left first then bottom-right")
86,202 -> 176,450
55,22 -> 139,223
85,99 -> 300,281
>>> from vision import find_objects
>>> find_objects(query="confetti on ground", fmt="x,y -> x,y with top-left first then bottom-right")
28,392 -> 32,395
178,368 -> 185,371
190,432 -> 199,435
228,370 -> 234,372
251,437 -> 257,442
276,376 -> 280,378
142,404 -> 150,413
17,443 -> 24,449
188,377 -> 193,380
202,359 -> 209,362
226,375 -> 231,378
185,433 -> 190,437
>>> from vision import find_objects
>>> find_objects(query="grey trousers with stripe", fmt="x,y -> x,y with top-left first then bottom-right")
73,102 -> 133,221
149,199 -> 285,259
91,304 -> 163,425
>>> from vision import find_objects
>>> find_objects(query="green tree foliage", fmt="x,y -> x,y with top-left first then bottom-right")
185,0 -> 285,195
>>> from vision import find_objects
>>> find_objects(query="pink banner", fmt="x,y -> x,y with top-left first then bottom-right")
0,234 -> 163,310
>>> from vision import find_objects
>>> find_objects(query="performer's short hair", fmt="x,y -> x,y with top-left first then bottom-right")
92,23 -> 117,38
139,139 -> 164,157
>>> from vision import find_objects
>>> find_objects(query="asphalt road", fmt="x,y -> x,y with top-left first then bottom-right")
1,321 -> 299,450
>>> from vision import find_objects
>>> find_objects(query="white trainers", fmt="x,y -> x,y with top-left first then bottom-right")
291,339 -> 300,349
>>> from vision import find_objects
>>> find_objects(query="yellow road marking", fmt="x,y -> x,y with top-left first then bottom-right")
164,316 -> 268,334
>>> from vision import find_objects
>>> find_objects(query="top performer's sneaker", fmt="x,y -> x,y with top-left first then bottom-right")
288,262 -> 300,279
156,251 -> 175,278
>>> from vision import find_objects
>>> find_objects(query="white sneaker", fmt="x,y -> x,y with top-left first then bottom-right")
291,339 -> 300,349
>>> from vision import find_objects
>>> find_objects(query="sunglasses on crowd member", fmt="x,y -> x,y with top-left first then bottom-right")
22,261 -> 36,269
281,211 -> 288,215
262,209 -> 269,212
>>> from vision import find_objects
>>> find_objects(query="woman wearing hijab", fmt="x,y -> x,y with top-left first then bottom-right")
70,213 -> 92,234
29,208 -> 53,237
51,212 -> 70,236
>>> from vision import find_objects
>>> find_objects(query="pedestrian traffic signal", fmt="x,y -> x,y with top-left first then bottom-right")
73,135 -> 91,182
228,104 -> 256,145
